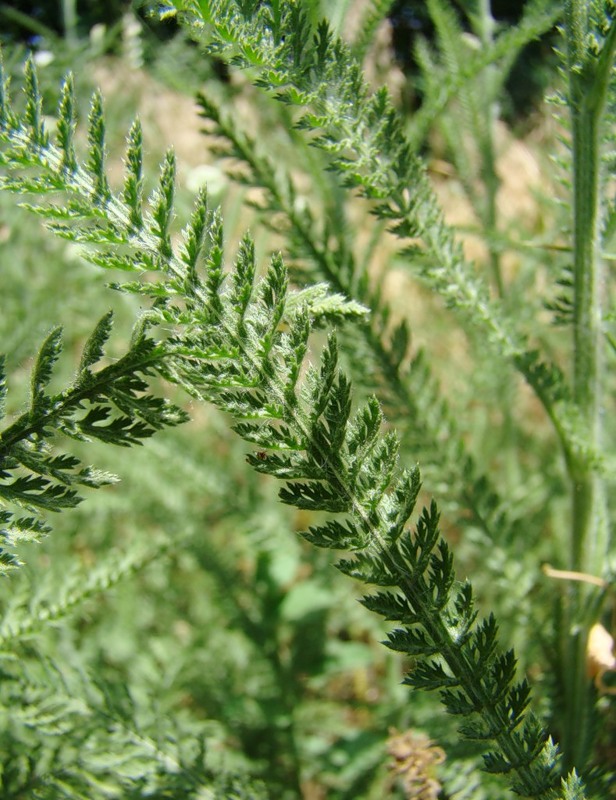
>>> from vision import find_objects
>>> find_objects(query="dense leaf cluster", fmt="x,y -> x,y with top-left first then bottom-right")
0,0 -> 615,795
0,43 -> 583,797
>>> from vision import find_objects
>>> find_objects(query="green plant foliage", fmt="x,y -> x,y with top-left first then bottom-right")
0,45 -> 578,798
170,0 -> 592,471
0,312 -> 188,572
0,0 -> 615,797
194,84 -> 524,551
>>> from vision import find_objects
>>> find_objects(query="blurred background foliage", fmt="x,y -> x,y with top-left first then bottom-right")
0,1 -> 586,798
1,0 -> 558,116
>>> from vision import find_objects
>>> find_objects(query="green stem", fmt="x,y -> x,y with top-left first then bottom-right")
570,106 -> 607,575
62,0 -> 77,44
477,0 -> 504,298
560,0 -> 614,772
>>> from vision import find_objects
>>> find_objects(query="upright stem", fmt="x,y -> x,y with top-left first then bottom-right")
477,0 -> 504,298
560,0 -> 613,771
62,0 -> 77,45
569,62 -> 607,581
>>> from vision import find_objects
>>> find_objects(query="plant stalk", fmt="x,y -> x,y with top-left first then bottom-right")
560,0 -> 614,772
62,0 -> 77,44
477,0 -> 504,299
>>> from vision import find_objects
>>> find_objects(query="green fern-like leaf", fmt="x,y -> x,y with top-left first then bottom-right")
195,89 -> 532,551
0,40 -> 590,798
174,1 -> 590,478
0,314 -> 187,571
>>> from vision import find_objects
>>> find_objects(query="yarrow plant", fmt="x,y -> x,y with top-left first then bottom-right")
0,0 -> 614,797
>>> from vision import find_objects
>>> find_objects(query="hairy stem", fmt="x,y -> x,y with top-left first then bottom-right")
561,0 -> 614,771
